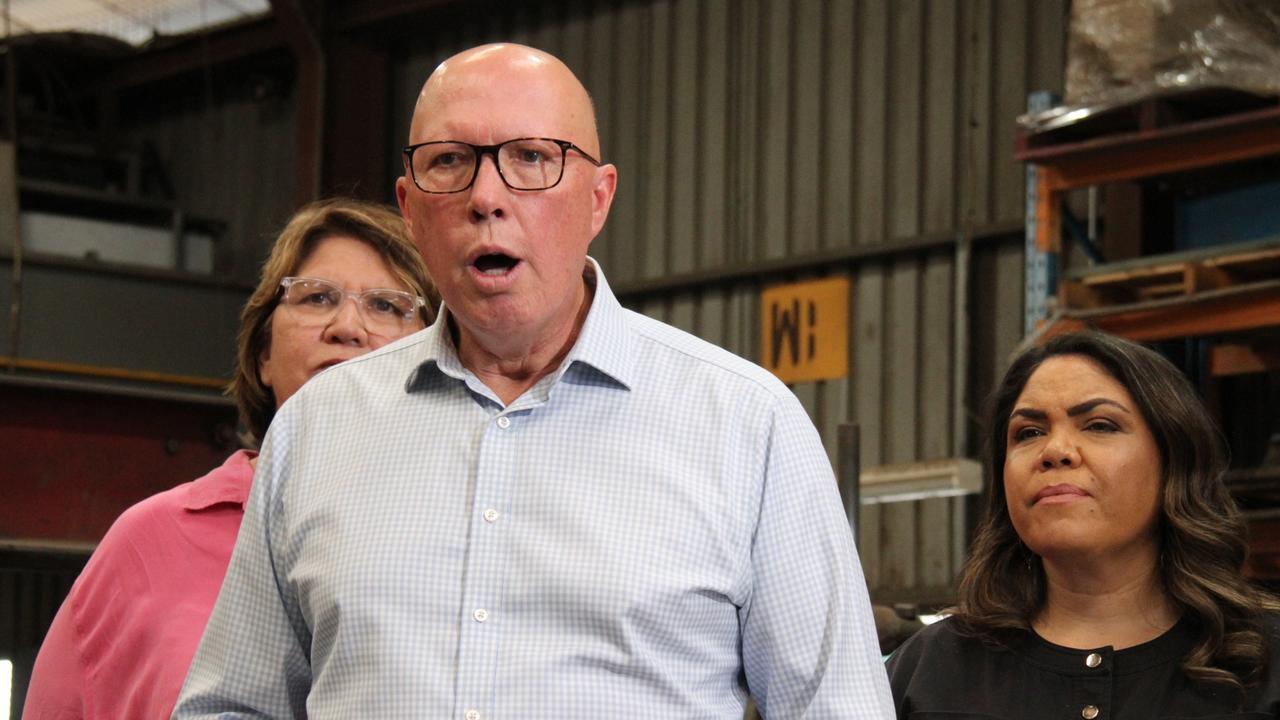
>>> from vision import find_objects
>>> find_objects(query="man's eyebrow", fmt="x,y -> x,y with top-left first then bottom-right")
1066,398 -> 1131,416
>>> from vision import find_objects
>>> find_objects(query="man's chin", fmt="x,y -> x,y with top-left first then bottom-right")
452,302 -> 532,340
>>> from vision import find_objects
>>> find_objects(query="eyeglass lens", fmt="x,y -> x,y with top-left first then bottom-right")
411,139 -> 566,192
281,278 -> 420,334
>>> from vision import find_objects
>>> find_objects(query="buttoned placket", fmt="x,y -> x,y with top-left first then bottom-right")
1072,647 -> 1112,720
454,406 -> 520,719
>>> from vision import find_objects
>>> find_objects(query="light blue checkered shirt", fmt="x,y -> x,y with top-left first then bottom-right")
174,260 -> 893,719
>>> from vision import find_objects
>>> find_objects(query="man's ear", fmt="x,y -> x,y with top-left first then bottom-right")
395,175 -> 413,226
589,164 -> 618,239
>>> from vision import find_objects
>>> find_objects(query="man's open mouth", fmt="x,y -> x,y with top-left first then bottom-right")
474,253 -> 520,276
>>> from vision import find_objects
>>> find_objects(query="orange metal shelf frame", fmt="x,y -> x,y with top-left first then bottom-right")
1018,103 -> 1280,253
1016,102 -> 1280,340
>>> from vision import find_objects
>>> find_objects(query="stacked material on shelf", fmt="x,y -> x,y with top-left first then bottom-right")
1022,0 -> 1280,133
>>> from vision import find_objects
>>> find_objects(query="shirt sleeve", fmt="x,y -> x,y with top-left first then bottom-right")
738,393 -> 895,718
23,595 -> 87,720
172,418 -> 312,719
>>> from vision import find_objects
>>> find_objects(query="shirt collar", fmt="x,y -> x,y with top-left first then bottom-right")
410,256 -> 634,392
182,449 -> 255,511
557,258 -> 634,390
1014,615 -> 1196,676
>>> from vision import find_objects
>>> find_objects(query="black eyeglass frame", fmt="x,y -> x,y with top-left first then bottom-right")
402,137 -> 602,194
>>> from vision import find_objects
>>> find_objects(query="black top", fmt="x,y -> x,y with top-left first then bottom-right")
887,615 -> 1280,719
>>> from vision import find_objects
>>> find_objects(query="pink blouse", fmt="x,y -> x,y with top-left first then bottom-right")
23,450 -> 255,720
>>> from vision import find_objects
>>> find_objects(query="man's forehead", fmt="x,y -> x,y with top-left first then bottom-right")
410,85 -> 572,142
409,51 -> 598,151
423,58 -> 566,107
421,45 -> 563,104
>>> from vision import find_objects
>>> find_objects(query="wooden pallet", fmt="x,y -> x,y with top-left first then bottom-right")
1061,238 -> 1280,309
1033,239 -> 1280,344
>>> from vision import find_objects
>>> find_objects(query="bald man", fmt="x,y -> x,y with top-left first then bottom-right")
175,44 -> 893,719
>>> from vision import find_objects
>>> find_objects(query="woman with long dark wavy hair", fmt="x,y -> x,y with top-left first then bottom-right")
888,331 -> 1280,719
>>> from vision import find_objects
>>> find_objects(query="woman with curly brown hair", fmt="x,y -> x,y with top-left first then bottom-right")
888,330 -> 1280,719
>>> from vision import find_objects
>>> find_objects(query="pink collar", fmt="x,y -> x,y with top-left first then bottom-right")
181,450 -> 255,511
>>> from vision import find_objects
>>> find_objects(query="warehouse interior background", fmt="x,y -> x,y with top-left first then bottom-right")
2,0 -> 1280,715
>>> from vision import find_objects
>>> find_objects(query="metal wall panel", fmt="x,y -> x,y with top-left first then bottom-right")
2,551 -> 90,718
391,0 -> 1064,260
122,91 -> 299,283
0,382 -> 237,544
0,258 -> 245,378
384,0 -> 1065,599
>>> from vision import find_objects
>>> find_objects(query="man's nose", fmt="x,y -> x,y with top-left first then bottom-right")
468,154 -> 507,220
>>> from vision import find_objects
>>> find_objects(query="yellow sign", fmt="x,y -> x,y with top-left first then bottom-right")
760,277 -> 850,384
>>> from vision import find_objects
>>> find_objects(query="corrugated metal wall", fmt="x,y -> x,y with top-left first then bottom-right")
389,0 -> 1066,601
393,0 -> 1065,262
0,550 -> 88,719
122,85 -> 299,283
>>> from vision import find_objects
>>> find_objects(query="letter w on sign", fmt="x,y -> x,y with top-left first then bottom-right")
760,277 -> 850,385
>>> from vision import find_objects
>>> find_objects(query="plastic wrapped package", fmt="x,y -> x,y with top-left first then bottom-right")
1023,0 -> 1280,132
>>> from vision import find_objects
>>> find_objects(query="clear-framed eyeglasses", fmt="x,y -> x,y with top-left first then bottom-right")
402,137 -> 602,194
277,276 -> 426,335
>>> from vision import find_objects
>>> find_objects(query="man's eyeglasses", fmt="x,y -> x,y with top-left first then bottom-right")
277,277 -> 426,335
402,137 -> 602,194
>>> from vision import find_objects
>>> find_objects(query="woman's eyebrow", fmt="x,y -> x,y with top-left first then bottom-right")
1010,398 -> 1130,423
1066,398 -> 1130,416
1010,407 -> 1047,422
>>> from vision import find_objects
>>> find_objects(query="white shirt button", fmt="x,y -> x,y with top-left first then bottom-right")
483,508 -> 500,523
496,416 -> 511,429
473,608 -> 489,623
465,710 -> 481,720
1081,705 -> 1099,719
1085,652 -> 1102,668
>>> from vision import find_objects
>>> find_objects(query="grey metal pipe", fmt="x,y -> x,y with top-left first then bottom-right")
3,0 -> 22,371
